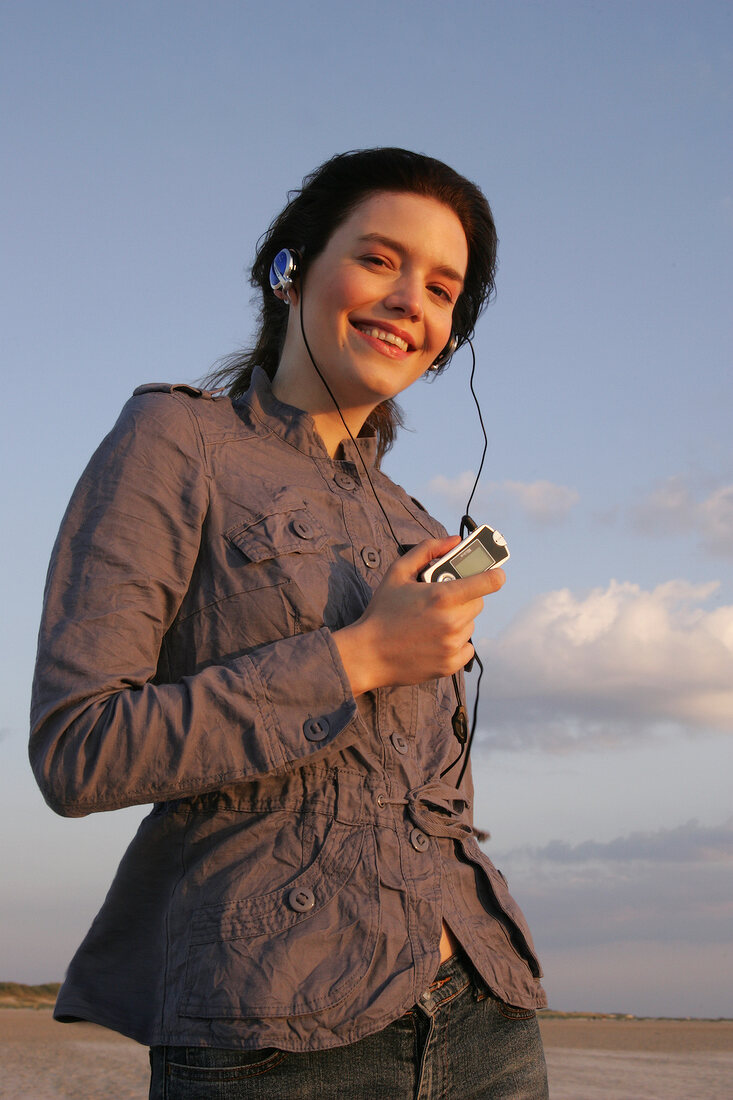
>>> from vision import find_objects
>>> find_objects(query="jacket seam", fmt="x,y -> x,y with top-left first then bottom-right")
243,653 -> 286,772
168,391 -> 211,478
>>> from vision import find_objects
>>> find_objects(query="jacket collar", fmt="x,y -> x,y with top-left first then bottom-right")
242,366 -> 379,468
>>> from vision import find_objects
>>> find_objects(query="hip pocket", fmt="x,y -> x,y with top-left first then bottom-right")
180,822 -> 379,1020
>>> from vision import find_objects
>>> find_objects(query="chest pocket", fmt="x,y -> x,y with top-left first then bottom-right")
224,496 -> 331,642
226,497 -> 329,564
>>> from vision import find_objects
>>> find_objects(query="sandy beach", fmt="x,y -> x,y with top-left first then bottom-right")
1,1009 -> 732,1099
539,1016 -> 733,1099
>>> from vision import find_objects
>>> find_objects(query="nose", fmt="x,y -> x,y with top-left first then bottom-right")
383,272 -> 424,321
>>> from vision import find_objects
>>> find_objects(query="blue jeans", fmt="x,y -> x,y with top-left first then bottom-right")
149,952 -> 549,1099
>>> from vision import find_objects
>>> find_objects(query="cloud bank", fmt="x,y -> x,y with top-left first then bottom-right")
501,480 -> 580,525
428,473 -> 579,525
492,819 -> 733,956
524,818 -> 733,865
477,578 -> 733,747
632,476 -> 733,557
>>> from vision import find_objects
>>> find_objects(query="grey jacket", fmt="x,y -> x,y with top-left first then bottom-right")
30,367 -> 546,1050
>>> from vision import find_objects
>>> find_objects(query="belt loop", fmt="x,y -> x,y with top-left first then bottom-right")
333,768 -> 363,825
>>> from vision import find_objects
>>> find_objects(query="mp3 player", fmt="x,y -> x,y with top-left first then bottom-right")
420,524 -> 509,583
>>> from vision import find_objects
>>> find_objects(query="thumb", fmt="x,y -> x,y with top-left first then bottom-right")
394,536 -> 462,581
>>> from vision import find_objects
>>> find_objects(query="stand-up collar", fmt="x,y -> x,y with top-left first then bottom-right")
242,366 -> 379,468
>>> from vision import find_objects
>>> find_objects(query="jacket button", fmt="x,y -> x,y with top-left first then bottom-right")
288,887 -> 315,912
410,828 -> 429,852
361,546 -> 380,569
334,472 -> 357,490
303,716 -> 330,742
391,733 -> 409,755
292,517 -> 314,539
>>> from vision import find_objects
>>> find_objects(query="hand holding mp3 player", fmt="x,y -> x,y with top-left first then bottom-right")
419,524 -> 509,583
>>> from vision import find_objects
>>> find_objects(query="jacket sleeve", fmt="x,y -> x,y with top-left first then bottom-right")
29,392 -> 359,817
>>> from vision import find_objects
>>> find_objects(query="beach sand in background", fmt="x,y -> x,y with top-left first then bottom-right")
539,1017 -> 733,1099
1,1009 -> 732,1099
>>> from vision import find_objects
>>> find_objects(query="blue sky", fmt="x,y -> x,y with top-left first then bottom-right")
1,0 -> 731,1018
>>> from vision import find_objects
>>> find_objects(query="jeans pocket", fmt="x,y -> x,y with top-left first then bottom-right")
165,1046 -> 286,1082
149,1046 -> 287,1100
493,1000 -> 537,1021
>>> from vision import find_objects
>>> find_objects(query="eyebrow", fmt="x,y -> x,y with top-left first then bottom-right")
357,233 -> 465,288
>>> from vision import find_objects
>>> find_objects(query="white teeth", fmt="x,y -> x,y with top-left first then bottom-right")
356,325 -> 409,352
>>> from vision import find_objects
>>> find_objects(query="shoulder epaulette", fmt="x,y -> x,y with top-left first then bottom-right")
132,383 -> 215,400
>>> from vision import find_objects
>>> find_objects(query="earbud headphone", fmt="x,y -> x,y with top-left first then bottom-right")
270,246 -> 459,368
430,334 -> 459,370
269,248 -> 299,303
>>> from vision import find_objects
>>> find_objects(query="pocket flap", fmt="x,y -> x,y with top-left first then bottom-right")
226,493 -> 328,564
181,823 -> 380,1020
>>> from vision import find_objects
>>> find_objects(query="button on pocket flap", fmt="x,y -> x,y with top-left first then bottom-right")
181,823 -> 380,1020
226,494 -> 328,564
189,820 -> 365,945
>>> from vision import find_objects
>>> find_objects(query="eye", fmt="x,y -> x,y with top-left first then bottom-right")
429,284 -> 454,304
362,254 -> 391,269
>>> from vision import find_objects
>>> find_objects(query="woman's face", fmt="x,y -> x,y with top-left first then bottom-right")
289,191 -> 469,414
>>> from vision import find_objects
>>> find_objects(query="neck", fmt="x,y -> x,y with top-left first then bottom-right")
271,358 -> 374,460
312,407 -> 372,460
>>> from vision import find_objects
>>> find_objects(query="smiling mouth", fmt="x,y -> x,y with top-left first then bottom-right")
353,323 -> 411,353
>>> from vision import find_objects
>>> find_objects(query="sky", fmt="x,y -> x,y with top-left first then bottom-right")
1,0 -> 731,1019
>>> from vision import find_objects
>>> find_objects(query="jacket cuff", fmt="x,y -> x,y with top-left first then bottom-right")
244,627 -> 359,769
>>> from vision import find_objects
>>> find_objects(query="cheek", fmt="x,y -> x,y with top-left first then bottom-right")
431,312 -> 455,354
333,267 -> 372,312
310,269 -> 366,341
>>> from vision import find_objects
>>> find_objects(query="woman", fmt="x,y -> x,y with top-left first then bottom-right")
30,148 -> 549,1098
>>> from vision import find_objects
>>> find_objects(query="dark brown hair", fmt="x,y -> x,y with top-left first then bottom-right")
206,148 -> 498,463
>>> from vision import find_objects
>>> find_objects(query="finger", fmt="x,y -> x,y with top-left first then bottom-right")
449,566 -> 506,599
423,569 -> 505,611
393,536 -> 462,580
451,640 -> 476,675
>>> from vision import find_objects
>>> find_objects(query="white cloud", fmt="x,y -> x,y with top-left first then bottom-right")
427,470 -> 478,509
427,473 -> 579,525
501,480 -> 579,524
476,579 -> 733,747
633,476 -> 733,557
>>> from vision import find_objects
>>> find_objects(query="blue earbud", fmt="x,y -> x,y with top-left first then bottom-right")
269,248 -> 299,299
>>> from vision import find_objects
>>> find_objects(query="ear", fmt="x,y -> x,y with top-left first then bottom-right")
273,284 -> 300,307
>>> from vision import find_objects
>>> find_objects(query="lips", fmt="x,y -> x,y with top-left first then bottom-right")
352,322 -> 413,353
